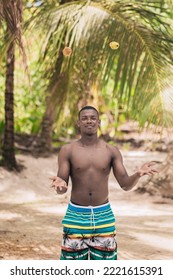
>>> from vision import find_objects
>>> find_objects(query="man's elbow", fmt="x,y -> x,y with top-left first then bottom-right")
119,183 -> 133,191
118,176 -> 135,191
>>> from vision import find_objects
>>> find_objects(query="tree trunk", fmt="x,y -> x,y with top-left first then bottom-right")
39,47 -> 65,153
2,42 -> 17,170
39,70 -> 69,153
40,99 -> 56,153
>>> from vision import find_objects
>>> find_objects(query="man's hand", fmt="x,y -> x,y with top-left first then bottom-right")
49,176 -> 68,194
137,161 -> 158,177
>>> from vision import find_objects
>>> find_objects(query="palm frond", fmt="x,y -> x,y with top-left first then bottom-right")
28,0 -> 173,127
0,0 -> 28,73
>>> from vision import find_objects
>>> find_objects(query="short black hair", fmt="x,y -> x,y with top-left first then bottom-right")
78,106 -> 99,119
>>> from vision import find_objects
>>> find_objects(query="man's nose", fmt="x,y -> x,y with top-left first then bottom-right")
87,118 -> 92,123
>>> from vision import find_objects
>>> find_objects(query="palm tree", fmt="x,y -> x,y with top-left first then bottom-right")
30,0 -> 173,152
0,0 -> 27,170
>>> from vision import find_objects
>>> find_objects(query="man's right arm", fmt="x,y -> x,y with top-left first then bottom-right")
50,145 -> 71,194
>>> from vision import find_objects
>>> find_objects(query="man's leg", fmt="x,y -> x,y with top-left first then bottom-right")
89,235 -> 117,260
60,247 -> 89,260
60,202 -> 91,260
89,202 -> 117,260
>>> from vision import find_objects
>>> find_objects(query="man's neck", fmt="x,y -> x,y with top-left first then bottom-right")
80,134 -> 99,146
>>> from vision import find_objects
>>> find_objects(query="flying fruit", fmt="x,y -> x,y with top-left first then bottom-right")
109,41 -> 119,50
62,47 -> 72,57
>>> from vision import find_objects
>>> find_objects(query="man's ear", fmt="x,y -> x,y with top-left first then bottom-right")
77,120 -> 80,127
98,119 -> 101,126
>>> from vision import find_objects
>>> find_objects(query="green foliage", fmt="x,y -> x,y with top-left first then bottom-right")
14,45 -> 47,134
1,0 -> 173,142
29,0 -> 173,134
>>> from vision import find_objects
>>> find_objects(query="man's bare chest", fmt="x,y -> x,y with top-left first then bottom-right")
70,147 -> 112,171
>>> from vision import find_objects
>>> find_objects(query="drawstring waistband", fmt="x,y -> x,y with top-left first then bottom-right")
69,201 -> 110,231
90,206 -> 95,230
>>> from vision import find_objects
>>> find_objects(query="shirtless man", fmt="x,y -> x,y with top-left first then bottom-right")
50,106 -> 158,260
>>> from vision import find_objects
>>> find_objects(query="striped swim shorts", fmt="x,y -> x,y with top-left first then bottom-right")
60,201 -> 117,260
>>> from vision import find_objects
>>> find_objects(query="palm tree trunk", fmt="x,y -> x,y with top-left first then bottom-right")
2,42 -> 17,169
39,50 -> 64,153
40,70 -> 69,153
40,99 -> 56,153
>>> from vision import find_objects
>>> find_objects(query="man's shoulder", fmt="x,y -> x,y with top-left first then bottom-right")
103,141 -> 119,151
103,141 -> 121,158
60,141 -> 78,153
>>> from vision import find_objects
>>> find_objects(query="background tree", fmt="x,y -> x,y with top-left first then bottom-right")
0,0 -> 27,170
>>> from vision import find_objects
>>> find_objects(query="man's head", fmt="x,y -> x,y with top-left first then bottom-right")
77,106 -> 100,135
78,106 -> 99,119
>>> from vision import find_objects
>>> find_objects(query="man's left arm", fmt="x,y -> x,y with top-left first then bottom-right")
112,147 -> 158,191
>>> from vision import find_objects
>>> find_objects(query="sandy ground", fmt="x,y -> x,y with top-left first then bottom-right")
0,150 -> 173,260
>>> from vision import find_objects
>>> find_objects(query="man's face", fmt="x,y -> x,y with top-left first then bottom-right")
77,109 -> 100,135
